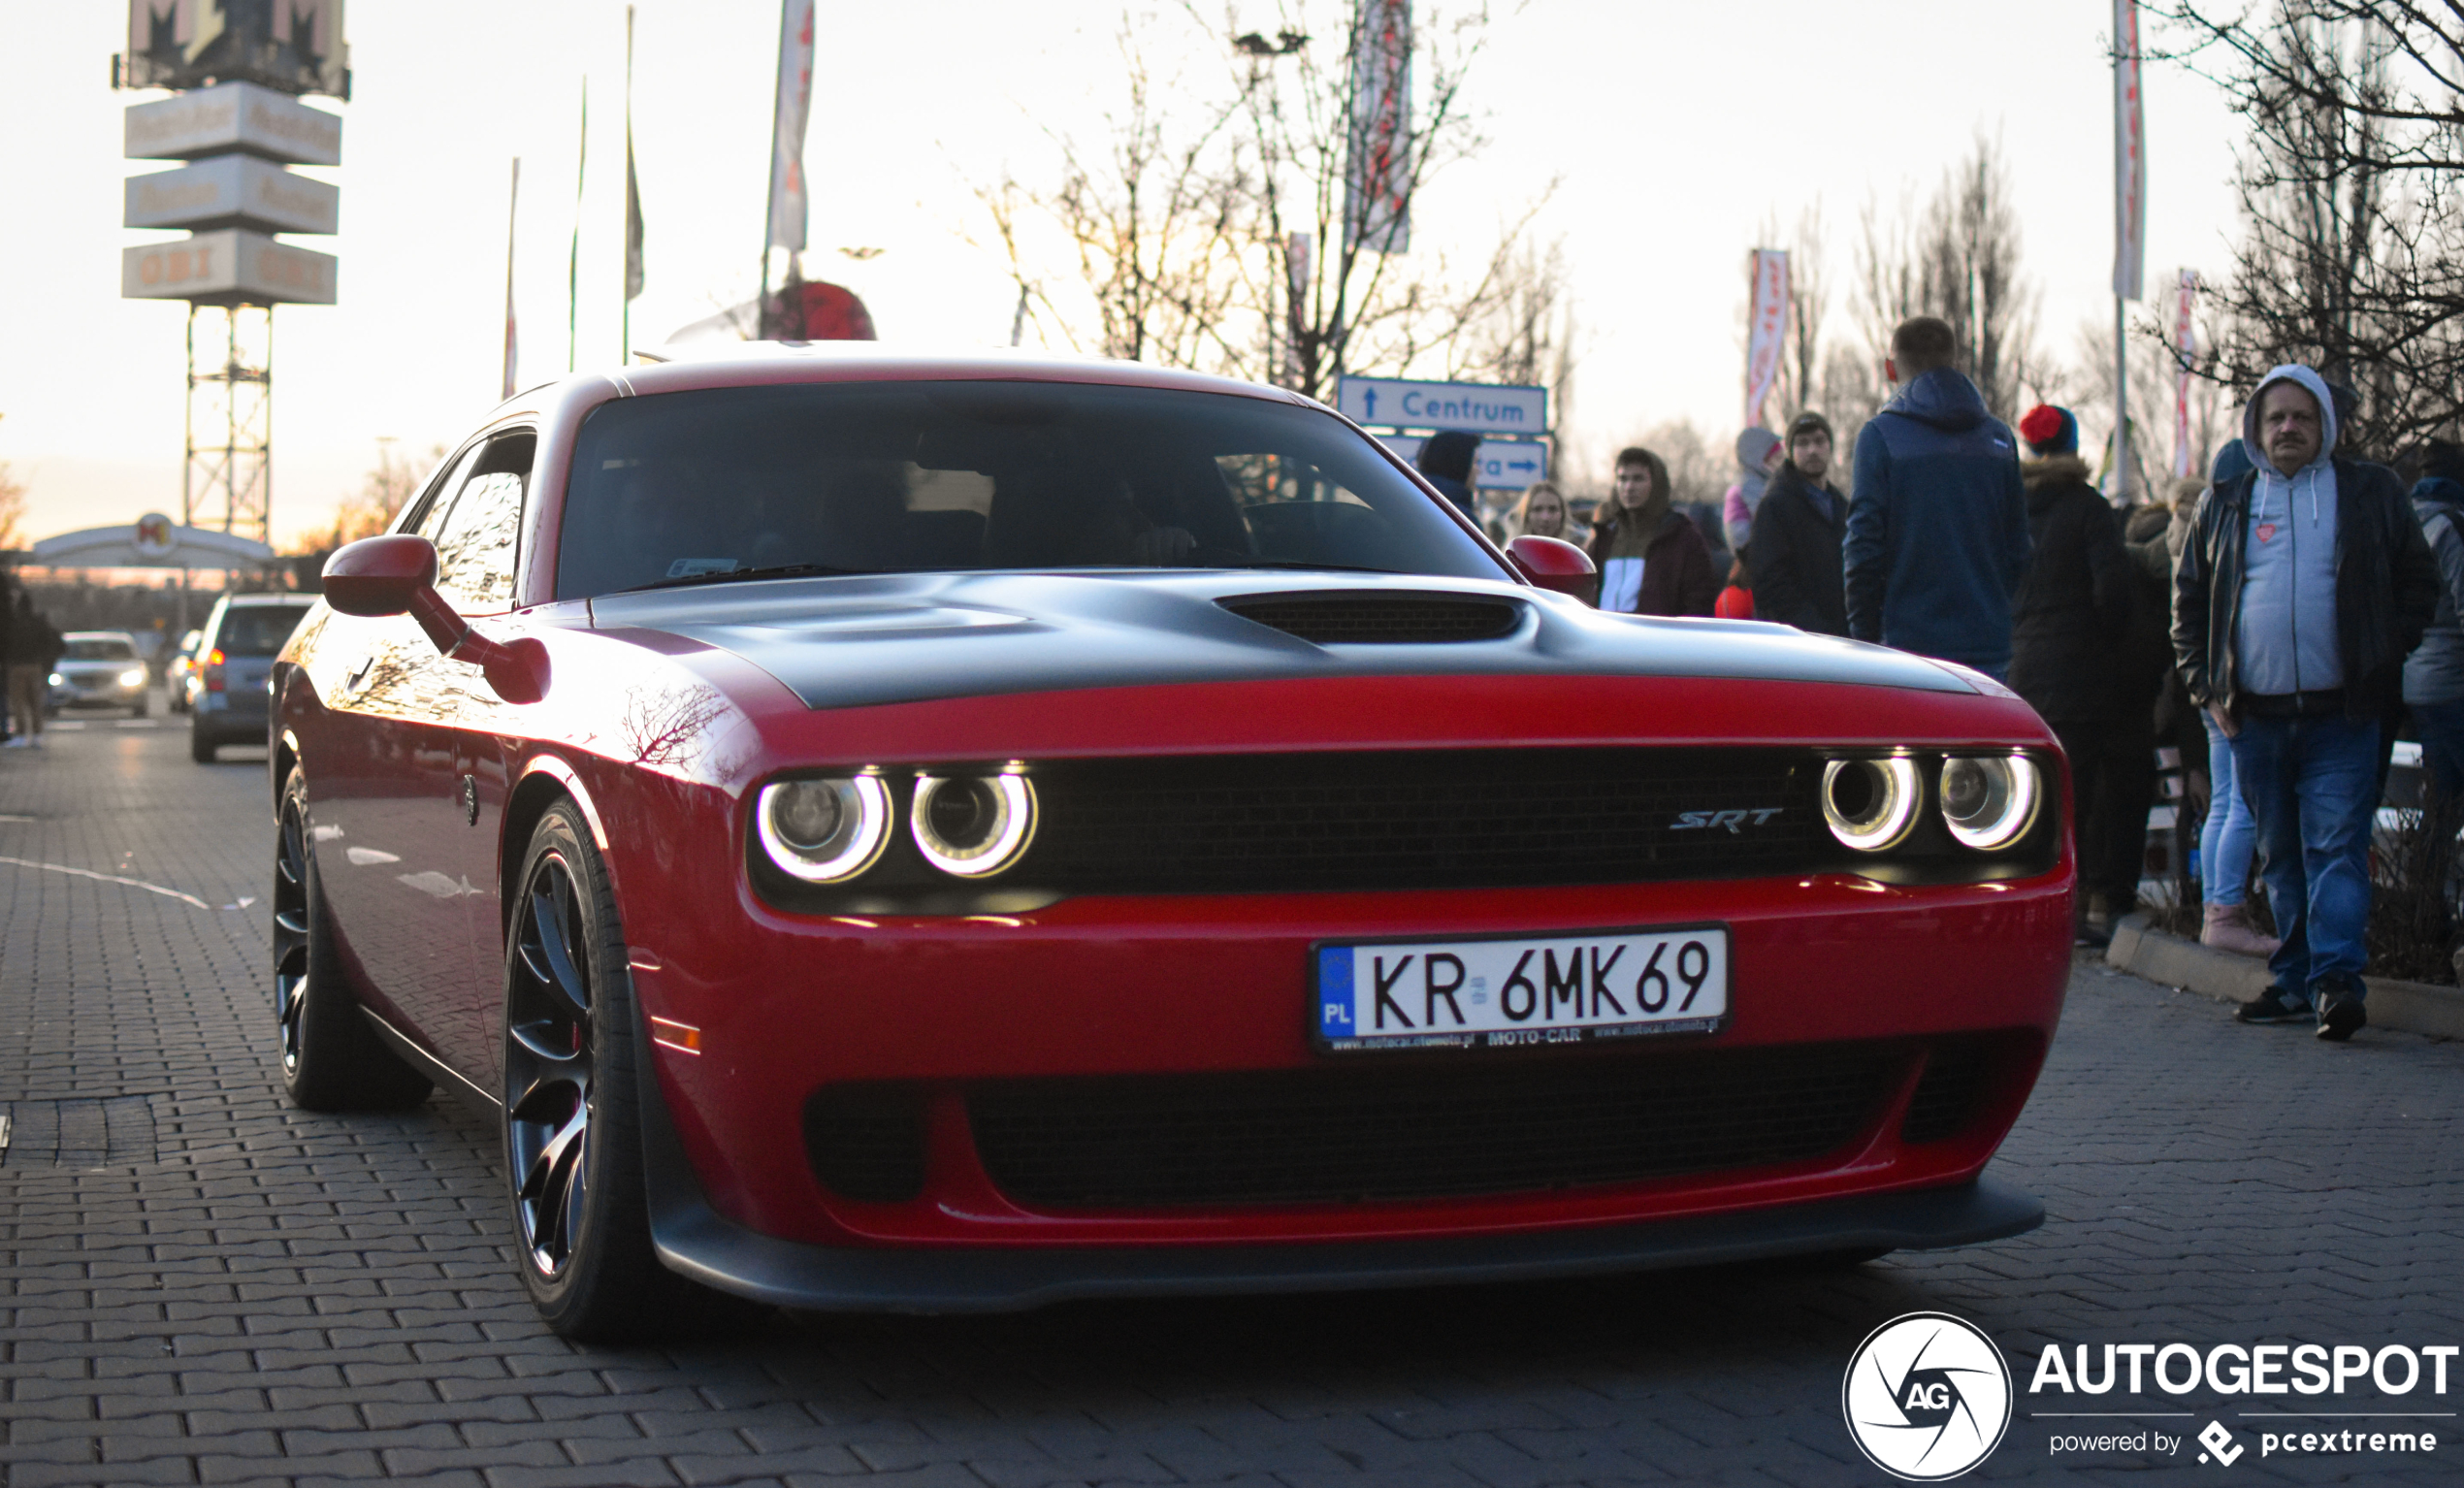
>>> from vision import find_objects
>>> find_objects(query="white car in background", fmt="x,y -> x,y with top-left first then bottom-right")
49,631 -> 151,718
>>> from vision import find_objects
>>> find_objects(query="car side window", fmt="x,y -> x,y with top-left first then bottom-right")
403,445 -> 483,540
431,433 -> 535,612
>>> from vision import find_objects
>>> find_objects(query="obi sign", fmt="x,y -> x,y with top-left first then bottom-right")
123,229 -> 336,305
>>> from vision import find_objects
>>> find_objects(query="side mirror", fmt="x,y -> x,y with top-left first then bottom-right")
1506,534 -> 1600,606
321,534 -> 550,704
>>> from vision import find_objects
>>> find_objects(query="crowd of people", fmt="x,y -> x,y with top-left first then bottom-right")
1432,312 -> 2464,1044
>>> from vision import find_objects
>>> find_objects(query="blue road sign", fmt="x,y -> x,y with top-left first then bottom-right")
1336,376 -> 1548,436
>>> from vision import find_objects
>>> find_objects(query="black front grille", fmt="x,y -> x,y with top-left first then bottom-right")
1021,748 -> 1824,893
803,1084 -> 926,1202
1221,594 -> 1523,644
968,1043 -> 1901,1210
1901,1039 -> 1993,1145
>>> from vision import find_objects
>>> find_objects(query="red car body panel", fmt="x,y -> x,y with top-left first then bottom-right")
275,348 -> 2072,1310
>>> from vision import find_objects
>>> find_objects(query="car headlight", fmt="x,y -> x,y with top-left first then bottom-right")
47,672 -> 64,687
1822,757 -> 1921,852
755,775 -> 892,883
911,767 -> 1036,877
1939,754 -> 2042,850
118,668 -> 147,689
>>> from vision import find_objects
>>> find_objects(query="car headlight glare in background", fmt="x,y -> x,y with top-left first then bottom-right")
911,768 -> 1036,878
1939,754 -> 2042,850
118,668 -> 148,689
1822,757 -> 1922,852
756,774 -> 892,883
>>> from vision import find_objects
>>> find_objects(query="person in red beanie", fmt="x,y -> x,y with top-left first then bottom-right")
2009,403 -> 2143,945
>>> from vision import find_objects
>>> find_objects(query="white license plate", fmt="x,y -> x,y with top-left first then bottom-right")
1315,925 -> 1729,1051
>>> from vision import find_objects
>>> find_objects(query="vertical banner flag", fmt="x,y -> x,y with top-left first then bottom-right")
2172,269 -> 2199,476
765,0 -> 817,253
1345,0 -> 1411,254
2113,0 -> 2146,300
503,157 -> 520,400
1743,249 -> 1790,431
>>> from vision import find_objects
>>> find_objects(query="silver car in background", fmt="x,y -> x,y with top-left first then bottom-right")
49,631 -> 151,718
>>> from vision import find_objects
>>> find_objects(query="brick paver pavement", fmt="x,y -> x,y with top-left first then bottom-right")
3,723 -> 2459,1486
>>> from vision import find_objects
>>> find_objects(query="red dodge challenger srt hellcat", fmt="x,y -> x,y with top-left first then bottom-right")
269,346 -> 2071,1341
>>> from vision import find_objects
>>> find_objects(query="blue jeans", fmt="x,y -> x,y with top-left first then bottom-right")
2229,711 -> 2381,1003
2201,714 -> 2261,907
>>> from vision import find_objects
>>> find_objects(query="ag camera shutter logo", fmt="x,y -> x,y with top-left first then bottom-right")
1842,1311 -> 2014,1480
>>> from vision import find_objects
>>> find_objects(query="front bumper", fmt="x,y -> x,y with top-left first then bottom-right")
627,1003 -> 2042,1311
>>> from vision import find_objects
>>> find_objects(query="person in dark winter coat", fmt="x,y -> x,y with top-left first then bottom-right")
2174,364 -> 2440,1039
1844,317 -> 2031,678
1748,411 -> 1849,635
2007,405 -> 2137,943
4,590 -> 58,749
1585,445 -> 1719,617
1414,431 -> 1481,516
2402,473 -> 2464,795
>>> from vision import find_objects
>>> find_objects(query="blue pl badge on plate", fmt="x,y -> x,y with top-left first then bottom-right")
1317,947 -> 1356,1040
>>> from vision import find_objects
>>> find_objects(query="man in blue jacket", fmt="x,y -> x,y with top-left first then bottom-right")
1844,317 -> 2032,679
2173,365 -> 2438,1041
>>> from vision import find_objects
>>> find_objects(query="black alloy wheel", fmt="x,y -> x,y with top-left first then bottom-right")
273,768 -> 432,1111
502,803 -> 727,1340
505,839 -> 599,1278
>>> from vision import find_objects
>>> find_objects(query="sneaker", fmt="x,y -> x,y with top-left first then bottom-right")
2201,901 -> 2282,957
2316,989 -> 2367,1042
2235,986 -> 2313,1024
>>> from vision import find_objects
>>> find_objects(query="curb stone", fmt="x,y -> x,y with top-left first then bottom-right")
2104,912 -> 2464,1038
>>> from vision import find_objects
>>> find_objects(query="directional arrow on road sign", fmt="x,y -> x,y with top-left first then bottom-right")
1377,435 -> 1550,490
1338,376 -> 1547,436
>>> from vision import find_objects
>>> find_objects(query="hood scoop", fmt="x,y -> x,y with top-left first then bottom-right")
1219,592 -> 1524,644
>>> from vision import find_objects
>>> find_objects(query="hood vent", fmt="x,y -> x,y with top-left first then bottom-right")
1220,593 -> 1523,644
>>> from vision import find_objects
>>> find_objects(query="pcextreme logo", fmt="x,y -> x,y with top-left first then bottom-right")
1843,1312 -> 2015,1480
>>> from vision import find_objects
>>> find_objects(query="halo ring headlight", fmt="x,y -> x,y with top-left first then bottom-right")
1939,754 -> 2042,850
756,774 -> 892,883
912,770 -> 1037,878
1822,757 -> 1921,852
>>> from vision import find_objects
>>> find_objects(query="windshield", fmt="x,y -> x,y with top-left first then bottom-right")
64,638 -> 137,662
555,380 -> 1504,598
212,604 -> 310,658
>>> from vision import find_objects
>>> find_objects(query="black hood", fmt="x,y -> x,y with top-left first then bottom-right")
587,569 -> 1976,712
1885,368 -> 1992,433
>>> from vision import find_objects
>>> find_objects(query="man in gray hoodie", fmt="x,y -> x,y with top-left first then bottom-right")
2172,365 -> 2438,1040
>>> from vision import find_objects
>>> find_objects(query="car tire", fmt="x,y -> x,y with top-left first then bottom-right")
190,725 -> 217,763
132,697 -> 149,719
503,801 -> 724,1342
274,768 -> 434,1113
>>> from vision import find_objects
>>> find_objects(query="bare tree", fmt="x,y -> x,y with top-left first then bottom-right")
291,440 -> 443,557
2147,1 -> 2463,454
1838,138 -> 2046,424
979,2 -> 1562,404
0,464 -> 24,553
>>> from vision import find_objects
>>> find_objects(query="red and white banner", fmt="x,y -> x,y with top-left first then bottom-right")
765,0 -> 816,253
1345,0 -> 1411,255
1743,249 -> 1789,431
2172,269 -> 2198,477
2113,0 -> 2146,301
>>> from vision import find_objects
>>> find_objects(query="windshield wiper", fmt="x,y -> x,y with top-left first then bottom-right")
625,563 -> 863,593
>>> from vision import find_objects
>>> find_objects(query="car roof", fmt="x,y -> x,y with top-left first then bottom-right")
62,631 -> 141,643
513,343 -> 1328,415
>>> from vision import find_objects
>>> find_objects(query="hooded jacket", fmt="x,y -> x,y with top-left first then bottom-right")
2008,455 -> 2134,724
1746,460 -> 1848,635
2402,476 -> 2464,706
2172,364 -> 2437,719
1584,501 -> 1720,618
1843,368 -> 2032,672
1721,428 -> 1784,550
